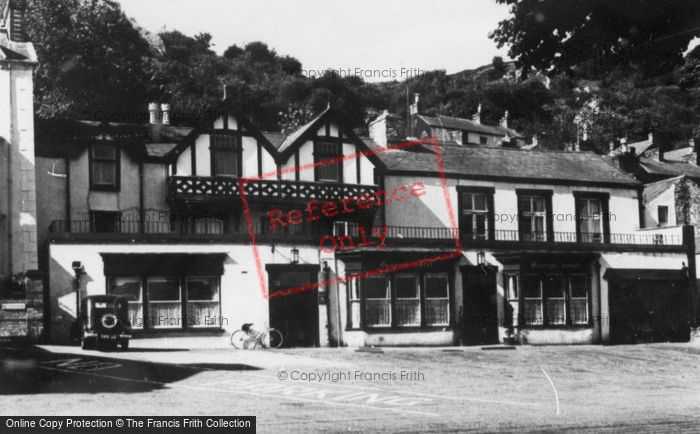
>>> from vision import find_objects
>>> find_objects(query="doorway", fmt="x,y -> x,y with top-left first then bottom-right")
267,265 -> 319,347
461,266 -> 499,345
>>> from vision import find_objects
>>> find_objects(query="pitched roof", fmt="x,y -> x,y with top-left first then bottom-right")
261,131 -> 287,149
370,142 -> 639,187
277,108 -> 329,154
417,114 -> 524,138
638,157 -> 700,180
643,175 -> 683,202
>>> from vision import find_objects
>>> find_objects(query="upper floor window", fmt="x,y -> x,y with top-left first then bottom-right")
90,144 -> 119,191
459,188 -> 494,241
658,205 -> 668,226
479,136 -> 488,145
518,192 -> 551,242
314,141 -> 342,182
211,134 -> 240,177
575,192 -> 610,243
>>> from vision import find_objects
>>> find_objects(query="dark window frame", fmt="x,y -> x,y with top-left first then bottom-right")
89,144 -> 120,191
516,189 -> 554,242
210,132 -> 242,177
573,192 -> 610,243
348,268 -> 454,332
657,205 -> 669,226
314,140 -> 343,183
503,272 -> 592,329
457,186 -> 495,241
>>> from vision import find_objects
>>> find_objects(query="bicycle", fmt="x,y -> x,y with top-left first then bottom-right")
230,322 -> 283,349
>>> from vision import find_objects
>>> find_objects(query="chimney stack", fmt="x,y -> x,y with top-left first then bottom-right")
160,103 -> 170,125
148,102 -> 159,125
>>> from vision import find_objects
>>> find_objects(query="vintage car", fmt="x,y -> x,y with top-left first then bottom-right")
79,295 -> 132,351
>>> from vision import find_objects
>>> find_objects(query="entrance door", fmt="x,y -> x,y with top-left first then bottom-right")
268,267 -> 319,347
462,267 -> 499,345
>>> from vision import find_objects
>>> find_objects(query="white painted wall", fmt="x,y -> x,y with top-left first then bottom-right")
195,134 -> 210,176
383,175 -> 641,235
645,185 -> 676,227
48,242 -> 322,344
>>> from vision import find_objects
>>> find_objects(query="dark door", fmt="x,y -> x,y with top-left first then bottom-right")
462,268 -> 499,345
268,268 -> 319,347
610,279 -> 690,344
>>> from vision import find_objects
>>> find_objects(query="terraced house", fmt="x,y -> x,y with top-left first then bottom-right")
32,95 -> 698,348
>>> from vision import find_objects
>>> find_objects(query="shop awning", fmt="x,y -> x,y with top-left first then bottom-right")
101,253 -> 227,276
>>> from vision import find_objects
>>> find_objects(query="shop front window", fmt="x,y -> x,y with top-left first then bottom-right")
570,274 -> 589,324
424,273 -> 450,326
186,277 -> 220,328
347,277 -> 361,329
395,274 -> 420,326
521,274 -> 543,325
109,276 -> 143,329
364,276 -> 391,327
505,274 -> 519,327
148,277 -> 181,329
544,275 -> 566,325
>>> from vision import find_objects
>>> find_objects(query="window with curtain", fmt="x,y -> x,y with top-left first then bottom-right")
148,277 -> 181,329
363,276 -> 391,327
424,273 -> 449,326
461,192 -> 489,240
211,134 -> 239,177
569,274 -> 589,325
90,144 -> 119,190
505,274 -> 519,327
314,141 -> 342,182
577,197 -> 603,242
186,277 -> 220,328
347,277 -> 361,329
193,217 -> 224,234
395,273 -> 420,326
521,274 -> 543,325
544,275 -> 566,325
108,276 -> 143,329
519,195 -> 547,241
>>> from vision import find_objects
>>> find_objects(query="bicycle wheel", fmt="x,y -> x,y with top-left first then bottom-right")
266,328 -> 284,349
230,330 -> 251,349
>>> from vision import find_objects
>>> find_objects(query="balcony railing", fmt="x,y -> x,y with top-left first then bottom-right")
48,221 -> 684,248
167,176 -> 378,203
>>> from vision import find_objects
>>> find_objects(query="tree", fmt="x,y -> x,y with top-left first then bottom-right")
490,0 -> 700,77
27,0 -> 154,119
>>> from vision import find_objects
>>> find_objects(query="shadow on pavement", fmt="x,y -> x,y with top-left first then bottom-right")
0,344 -> 260,395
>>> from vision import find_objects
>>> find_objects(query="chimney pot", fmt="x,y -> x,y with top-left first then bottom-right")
148,102 -> 159,125
160,103 -> 170,125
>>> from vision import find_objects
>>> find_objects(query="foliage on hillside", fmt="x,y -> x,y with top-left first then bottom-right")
25,0 -> 700,153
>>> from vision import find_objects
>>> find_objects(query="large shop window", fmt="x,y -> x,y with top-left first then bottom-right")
103,254 -> 225,330
458,187 -> 494,241
507,273 -> 589,327
355,271 -> 451,329
90,144 -> 120,191
314,141 -> 342,182
211,134 -> 240,177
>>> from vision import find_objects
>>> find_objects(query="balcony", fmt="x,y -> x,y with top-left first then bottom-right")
167,176 -> 378,204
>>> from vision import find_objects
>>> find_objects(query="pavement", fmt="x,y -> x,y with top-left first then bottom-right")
1,341 -> 700,432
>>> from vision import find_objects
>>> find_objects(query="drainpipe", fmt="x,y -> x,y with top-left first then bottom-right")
7,64 -> 14,275
683,225 -> 697,328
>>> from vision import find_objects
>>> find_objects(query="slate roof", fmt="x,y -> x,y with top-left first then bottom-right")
638,157 -> 700,180
368,141 -> 639,187
417,114 -> 524,138
277,108 -> 329,154
261,131 -> 287,149
35,119 -> 194,161
643,175 -> 683,202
